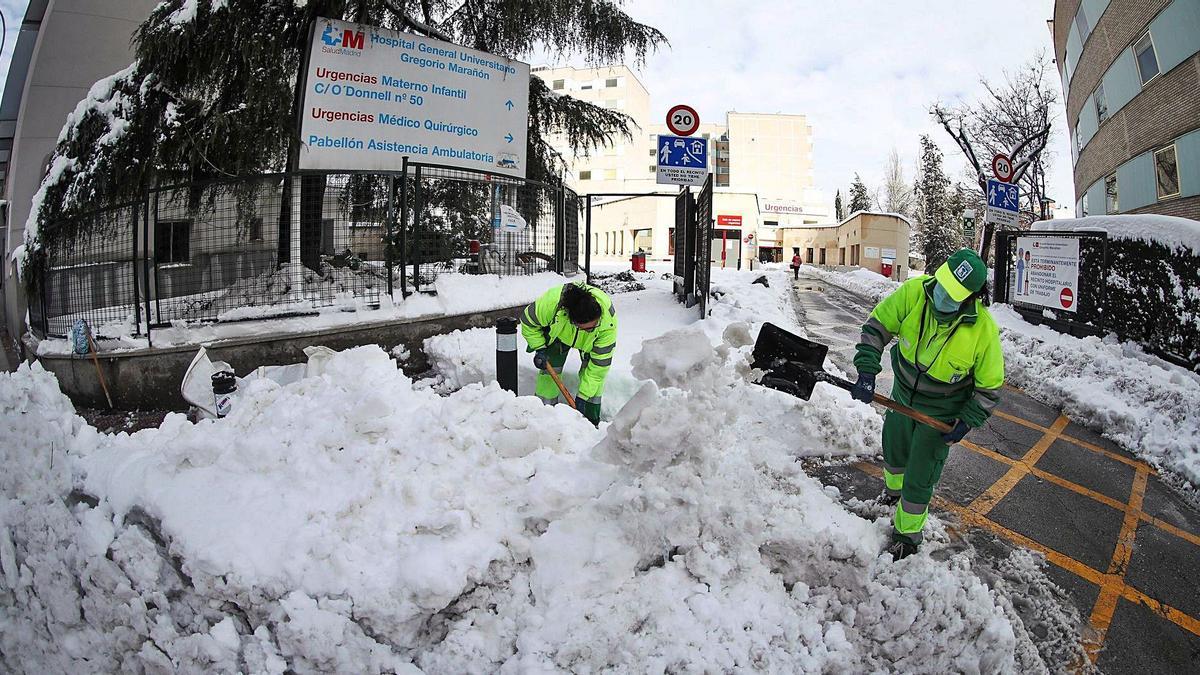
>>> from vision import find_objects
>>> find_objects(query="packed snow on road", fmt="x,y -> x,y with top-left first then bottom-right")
2,267 -> 1078,672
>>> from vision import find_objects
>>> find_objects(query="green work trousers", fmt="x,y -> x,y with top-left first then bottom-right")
882,410 -> 950,545
534,340 -> 572,403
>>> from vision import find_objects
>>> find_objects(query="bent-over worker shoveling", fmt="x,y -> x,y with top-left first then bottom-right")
753,248 -> 1004,561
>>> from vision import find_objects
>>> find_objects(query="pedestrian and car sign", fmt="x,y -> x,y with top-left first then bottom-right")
1013,235 -> 1080,313
985,179 -> 1020,228
666,104 -> 700,136
656,134 -> 708,186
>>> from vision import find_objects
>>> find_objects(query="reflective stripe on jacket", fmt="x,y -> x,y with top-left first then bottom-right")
854,275 -> 1004,426
519,282 -> 618,400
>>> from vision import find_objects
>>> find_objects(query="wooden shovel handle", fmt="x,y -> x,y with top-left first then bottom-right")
545,362 -> 577,409
871,392 -> 953,433
85,329 -> 115,409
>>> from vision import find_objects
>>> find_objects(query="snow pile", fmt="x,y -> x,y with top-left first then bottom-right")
801,266 -> 901,302
1,328 -> 1039,671
1035,214 -> 1200,256
994,305 -> 1200,488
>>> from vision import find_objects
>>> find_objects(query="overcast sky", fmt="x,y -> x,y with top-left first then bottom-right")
0,1 -> 1073,212
607,0 -> 1073,211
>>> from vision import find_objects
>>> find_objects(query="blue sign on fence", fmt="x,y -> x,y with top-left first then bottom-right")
656,134 -> 708,186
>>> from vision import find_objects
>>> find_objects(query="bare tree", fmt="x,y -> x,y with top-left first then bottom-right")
931,54 -> 1053,259
882,148 -> 913,217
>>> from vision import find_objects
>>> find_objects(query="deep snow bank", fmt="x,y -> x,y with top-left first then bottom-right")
1,328 -> 1032,672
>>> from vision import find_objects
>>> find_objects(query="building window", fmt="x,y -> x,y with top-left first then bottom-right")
648,165 -> 656,173
1081,193 -> 1089,217
155,220 -> 191,264
1073,6 -> 1089,41
605,78 -> 618,87
552,79 -> 565,90
806,247 -> 814,263
1134,32 -> 1159,85
1074,129 -> 1082,156
1155,145 -> 1181,199
649,148 -> 656,156
1105,173 -> 1119,214
580,83 -> 593,90
579,170 -> 592,180
763,220 -> 778,227
1094,83 -> 1108,123
249,217 -> 263,242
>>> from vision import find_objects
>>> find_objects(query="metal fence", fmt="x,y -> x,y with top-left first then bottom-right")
29,164 -> 578,339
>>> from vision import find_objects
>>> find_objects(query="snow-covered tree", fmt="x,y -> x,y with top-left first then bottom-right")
913,135 -> 958,270
882,148 -> 913,217
848,174 -> 872,214
22,0 -> 665,271
834,190 -> 845,221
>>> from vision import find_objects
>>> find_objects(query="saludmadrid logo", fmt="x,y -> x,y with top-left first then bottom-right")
321,25 -> 365,55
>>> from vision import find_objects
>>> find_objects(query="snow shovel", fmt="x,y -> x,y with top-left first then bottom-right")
544,362 -> 577,409
751,322 -> 952,433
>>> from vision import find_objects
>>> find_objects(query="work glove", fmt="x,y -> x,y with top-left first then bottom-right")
941,419 -> 970,444
579,399 -> 602,426
533,349 -> 549,371
850,372 -> 876,404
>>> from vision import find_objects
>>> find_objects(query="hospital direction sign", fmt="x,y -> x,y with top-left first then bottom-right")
299,18 -> 530,177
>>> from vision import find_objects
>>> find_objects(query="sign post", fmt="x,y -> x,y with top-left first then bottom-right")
666,104 -> 700,136
299,17 -> 530,177
985,179 -> 1020,229
656,134 -> 708,186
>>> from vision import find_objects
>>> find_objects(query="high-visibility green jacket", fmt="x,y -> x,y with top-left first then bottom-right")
854,276 -> 1004,426
520,283 -> 618,401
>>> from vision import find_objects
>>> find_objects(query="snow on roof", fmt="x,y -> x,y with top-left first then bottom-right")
777,210 -> 914,230
1033,214 -> 1200,256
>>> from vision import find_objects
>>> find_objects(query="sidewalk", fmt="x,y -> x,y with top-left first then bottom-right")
794,278 -> 1200,673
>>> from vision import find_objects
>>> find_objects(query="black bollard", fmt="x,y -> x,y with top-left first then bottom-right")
496,317 -> 518,394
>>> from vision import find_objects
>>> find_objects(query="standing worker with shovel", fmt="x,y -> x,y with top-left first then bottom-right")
520,281 -> 618,426
852,249 -> 1004,561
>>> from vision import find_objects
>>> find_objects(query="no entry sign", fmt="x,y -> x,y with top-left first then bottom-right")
666,104 -> 700,136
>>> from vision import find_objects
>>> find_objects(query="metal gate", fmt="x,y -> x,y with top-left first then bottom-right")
692,174 -> 713,318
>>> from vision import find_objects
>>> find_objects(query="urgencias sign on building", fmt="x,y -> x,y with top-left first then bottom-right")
761,200 -> 808,215
299,18 -> 530,177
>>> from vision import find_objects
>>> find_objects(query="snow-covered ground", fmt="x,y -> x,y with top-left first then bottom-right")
803,265 -> 1200,492
37,272 -> 571,356
2,263 -> 1071,672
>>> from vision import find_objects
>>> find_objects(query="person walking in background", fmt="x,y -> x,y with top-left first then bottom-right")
792,252 -> 802,280
851,249 -> 1005,561
1015,247 -> 1026,297
519,282 -> 618,426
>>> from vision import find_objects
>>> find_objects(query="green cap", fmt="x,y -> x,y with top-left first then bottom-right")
934,249 -> 987,302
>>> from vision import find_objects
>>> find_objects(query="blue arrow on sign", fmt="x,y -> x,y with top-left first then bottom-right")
505,100 -> 514,111
505,133 -> 514,143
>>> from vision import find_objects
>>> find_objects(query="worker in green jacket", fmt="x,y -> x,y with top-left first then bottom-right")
520,281 -> 618,425
852,249 -> 1004,561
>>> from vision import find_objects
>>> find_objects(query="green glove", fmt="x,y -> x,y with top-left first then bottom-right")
579,399 -> 602,426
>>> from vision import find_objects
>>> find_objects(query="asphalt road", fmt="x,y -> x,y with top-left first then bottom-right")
793,275 -> 1200,674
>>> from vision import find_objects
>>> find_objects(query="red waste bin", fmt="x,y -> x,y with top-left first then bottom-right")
631,253 -> 646,272
880,261 -> 894,278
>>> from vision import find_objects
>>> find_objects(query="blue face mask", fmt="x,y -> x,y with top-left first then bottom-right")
932,283 -> 962,316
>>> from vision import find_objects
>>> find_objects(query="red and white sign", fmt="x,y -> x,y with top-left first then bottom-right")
1013,235 -> 1080,313
1060,287 -> 1074,309
666,104 -> 700,136
717,215 -> 742,227
992,153 -> 1014,183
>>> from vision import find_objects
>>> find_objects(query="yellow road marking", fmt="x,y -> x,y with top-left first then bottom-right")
992,410 -> 1156,473
968,414 -> 1069,515
1084,468 -> 1150,663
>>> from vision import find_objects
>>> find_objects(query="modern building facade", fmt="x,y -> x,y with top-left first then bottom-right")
533,65 -> 829,269
1053,0 -> 1200,220
780,212 -> 911,280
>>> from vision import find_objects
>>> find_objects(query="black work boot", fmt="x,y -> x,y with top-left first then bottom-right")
886,538 -> 919,562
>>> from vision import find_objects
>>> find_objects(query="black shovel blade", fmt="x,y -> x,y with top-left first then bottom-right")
751,322 -> 830,401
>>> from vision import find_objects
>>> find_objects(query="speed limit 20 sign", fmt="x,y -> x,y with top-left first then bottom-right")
992,153 -> 1015,182
666,104 -> 700,136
